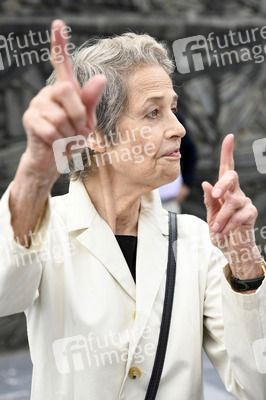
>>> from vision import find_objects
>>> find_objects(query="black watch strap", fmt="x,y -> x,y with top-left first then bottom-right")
230,275 -> 265,291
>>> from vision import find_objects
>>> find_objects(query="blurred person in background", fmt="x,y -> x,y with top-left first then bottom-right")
0,20 -> 265,400
159,112 -> 198,213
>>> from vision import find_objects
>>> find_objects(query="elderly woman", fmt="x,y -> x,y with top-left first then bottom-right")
0,20 -> 266,400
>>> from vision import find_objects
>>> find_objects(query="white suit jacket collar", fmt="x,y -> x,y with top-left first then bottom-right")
66,180 -> 168,236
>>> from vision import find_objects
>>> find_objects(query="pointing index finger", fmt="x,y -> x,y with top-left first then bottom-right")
218,133 -> 235,179
50,20 -> 78,88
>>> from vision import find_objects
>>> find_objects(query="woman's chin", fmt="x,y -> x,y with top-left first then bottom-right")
153,173 -> 180,190
162,172 -> 180,185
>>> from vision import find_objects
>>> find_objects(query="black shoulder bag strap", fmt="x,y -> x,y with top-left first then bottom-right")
144,211 -> 178,400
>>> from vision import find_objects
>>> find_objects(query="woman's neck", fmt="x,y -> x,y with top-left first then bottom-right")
84,168 -> 142,236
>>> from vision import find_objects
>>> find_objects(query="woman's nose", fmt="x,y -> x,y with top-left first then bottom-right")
165,113 -> 186,139
176,118 -> 186,138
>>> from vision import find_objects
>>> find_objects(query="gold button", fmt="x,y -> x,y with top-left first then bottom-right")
133,310 -> 136,319
128,366 -> 141,380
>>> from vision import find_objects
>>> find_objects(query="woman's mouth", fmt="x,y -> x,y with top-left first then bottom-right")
164,149 -> 181,157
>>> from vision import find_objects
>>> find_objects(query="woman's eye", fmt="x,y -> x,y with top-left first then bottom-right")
147,109 -> 159,118
171,107 -> 177,114
146,107 -> 177,118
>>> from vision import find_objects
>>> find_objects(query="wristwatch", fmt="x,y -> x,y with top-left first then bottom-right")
230,260 -> 266,292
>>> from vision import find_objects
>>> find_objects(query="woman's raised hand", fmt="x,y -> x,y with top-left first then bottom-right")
22,19 -> 106,183
202,134 -> 261,280
9,20 -> 105,243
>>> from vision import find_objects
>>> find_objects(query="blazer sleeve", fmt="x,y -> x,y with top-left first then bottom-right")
0,184 -> 51,317
203,245 -> 266,399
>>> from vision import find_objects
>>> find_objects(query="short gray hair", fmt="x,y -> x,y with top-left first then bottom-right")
47,32 -> 175,180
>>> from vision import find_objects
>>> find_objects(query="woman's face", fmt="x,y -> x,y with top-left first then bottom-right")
101,64 -> 186,191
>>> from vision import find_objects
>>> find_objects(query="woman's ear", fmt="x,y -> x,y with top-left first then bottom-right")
86,131 -> 107,153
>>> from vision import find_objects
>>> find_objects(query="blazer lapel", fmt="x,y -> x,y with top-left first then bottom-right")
76,216 -> 136,301
126,191 -> 169,365
66,181 -> 136,301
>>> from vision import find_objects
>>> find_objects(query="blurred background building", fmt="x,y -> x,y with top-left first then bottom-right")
0,1 -> 265,398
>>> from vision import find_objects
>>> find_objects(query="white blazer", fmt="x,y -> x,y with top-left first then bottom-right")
0,180 -> 266,400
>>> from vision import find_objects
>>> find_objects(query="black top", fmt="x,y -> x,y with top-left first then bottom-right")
115,235 -> 137,282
